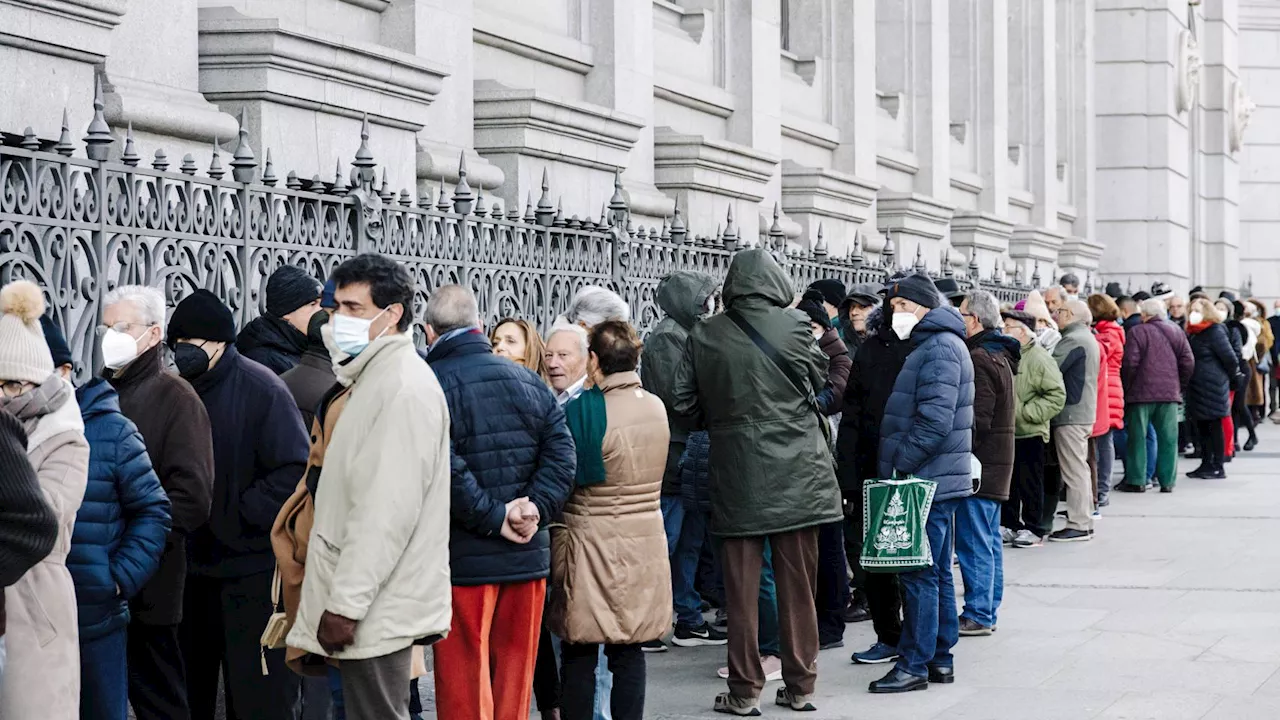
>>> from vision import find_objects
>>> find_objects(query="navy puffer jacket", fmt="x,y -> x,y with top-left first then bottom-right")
878,307 -> 977,502
69,380 -> 171,640
426,329 -> 576,586
679,430 -> 711,513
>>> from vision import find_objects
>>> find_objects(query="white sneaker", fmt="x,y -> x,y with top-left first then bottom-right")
1000,526 -> 1015,545
1091,509 -> 1102,520
1012,529 -> 1042,548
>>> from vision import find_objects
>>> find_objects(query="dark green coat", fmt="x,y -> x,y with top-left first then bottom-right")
641,271 -> 718,496
672,249 -> 843,537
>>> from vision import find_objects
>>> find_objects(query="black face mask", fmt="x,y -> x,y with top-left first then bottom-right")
173,342 -> 210,379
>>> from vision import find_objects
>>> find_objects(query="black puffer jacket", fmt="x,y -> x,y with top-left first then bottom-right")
679,430 -> 711,513
836,308 -> 913,495
1187,322 -> 1237,420
236,314 -> 307,375
425,329 -> 576,586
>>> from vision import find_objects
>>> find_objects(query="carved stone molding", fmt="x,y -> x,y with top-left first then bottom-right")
1176,29 -> 1202,115
1228,78 -> 1256,154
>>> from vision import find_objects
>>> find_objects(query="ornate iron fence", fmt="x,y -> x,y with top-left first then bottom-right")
1,81 -> 1052,380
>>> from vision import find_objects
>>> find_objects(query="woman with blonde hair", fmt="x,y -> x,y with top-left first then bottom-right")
1185,298 -> 1237,479
491,318 -> 550,381
1245,299 -> 1273,422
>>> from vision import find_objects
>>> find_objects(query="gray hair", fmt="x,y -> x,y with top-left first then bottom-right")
547,322 -> 589,356
423,284 -> 480,334
1139,298 -> 1167,319
967,290 -> 1002,330
1059,273 -> 1080,287
103,285 -> 166,327
565,285 -> 630,328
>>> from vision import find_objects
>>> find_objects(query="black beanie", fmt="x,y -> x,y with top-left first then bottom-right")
39,315 -> 73,368
884,273 -> 940,310
266,266 -> 322,318
797,295 -> 832,330
167,289 -> 237,347
807,279 -> 846,309
306,309 -> 330,349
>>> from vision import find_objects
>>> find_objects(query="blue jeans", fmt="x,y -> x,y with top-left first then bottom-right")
672,505 -> 709,627
895,498 -> 961,678
327,666 -> 345,720
1095,430 -> 1115,504
81,628 -> 129,720
759,540 -> 780,657
661,496 -> 685,557
954,497 -> 1003,628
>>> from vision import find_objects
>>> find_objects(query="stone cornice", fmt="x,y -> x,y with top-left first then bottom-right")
653,129 -> 778,202
473,82 -> 644,171
0,0 -> 125,61
198,7 -> 448,128
1058,234 -> 1106,264
876,191 -> 956,240
780,161 -> 879,223
473,13 -> 594,75
951,211 -> 1016,252
1009,225 -> 1066,261
5,0 -> 124,27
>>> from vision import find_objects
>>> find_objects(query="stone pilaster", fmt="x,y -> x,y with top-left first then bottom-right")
1199,0 -> 1242,293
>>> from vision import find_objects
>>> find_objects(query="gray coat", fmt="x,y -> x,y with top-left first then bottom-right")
1050,321 -> 1100,427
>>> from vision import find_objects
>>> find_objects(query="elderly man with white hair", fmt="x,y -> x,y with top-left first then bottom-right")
1116,298 -> 1194,493
101,285 -> 215,720
563,285 -> 631,328
1048,299 -> 1100,542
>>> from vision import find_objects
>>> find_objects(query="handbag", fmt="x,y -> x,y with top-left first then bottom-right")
859,474 -> 938,573
259,566 -> 289,675
725,309 -> 832,447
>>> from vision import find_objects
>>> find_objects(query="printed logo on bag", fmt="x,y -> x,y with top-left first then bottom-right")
873,490 -> 912,553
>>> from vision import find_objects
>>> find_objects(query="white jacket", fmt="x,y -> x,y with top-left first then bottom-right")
1242,317 -> 1261,363
288,334 -> 452,660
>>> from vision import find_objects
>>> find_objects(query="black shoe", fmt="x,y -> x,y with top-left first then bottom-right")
927,664 -> 955,684
672,622 -> 728,647
1203,468 -> 1227,479
844,604 -> 871,623
820,638 -> 846,650
641,639 -> 668,653
868,668 -> 928,694
1115,483 -> 1146,493
1245,436 -> 1258,451
1049,528 -> 1092,543
1187,465 -> 1211,478
1159,486 -> 1173,493
1224,454 -> 1233,463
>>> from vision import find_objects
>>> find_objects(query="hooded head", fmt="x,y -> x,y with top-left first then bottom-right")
721,249 -> 794,311
1022,290 -> 1055,329
656,270 -> 718,329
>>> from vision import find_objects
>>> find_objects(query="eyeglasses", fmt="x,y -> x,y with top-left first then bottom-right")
96,322 -> 154,336
1,380 -> 35,398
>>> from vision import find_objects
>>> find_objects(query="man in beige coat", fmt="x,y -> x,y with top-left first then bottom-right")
287,255 -> 453,720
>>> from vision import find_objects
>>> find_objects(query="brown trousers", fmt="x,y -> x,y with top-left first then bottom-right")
721,527 -> 820,700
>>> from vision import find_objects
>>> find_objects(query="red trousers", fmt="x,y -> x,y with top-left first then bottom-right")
1224,392 -> 1236,457
434,578 -> 546,720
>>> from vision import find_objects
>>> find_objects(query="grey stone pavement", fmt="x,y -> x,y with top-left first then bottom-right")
638,423 -> 1280,720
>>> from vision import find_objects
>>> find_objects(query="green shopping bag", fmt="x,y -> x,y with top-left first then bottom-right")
860,475 -> 938,573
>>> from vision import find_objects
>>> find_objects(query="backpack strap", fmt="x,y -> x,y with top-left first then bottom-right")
725,309 -> 819,412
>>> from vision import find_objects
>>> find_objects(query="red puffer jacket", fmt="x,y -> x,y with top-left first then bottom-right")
1092,320 -> 1126,437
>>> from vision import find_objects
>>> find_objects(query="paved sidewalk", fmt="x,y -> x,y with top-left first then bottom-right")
642,425 -> 1280,719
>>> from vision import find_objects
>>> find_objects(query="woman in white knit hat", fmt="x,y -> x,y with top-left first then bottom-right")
0,280 -> 89,720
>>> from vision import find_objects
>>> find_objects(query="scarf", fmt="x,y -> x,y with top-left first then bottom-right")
564,386 -> 607,487
0,374 -> 71,435
1187,321 -> 1213,335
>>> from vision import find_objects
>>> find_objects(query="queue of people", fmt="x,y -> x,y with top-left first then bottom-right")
0,254 -> 1268,719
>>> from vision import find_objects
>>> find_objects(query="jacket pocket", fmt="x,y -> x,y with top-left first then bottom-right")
16,577 -> 58,648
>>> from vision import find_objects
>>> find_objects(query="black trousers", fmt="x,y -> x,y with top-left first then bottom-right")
1196,418 -> 1226,470
1039,434 -> 1063,536
815,520 -> 850,644
560,643 -> 645,720
532,615 -> 561,711
128,622 -> 190,720
1233,387 -> 1256,442
847,474 -> 902,647
181,570 -> 301,720
1003,438 -> 1047,537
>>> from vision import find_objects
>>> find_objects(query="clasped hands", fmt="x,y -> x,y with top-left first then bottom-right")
500,496 -> 541,544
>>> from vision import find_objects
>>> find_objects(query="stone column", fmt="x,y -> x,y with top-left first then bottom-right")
585,0 -> 674,220
1198,0 -> 1241,292
1054,0 -> 1102,280
832,0 -> 878,181
1238,2 -> 1280,297
726,0 -> 784,235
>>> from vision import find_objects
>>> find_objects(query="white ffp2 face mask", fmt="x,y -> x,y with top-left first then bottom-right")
1188,311 -> 1204,326
891,312 -> 919,340
101,329 -> 143,370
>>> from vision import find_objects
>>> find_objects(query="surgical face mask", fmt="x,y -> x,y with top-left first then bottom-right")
173,342 -> 210,379
101,329 -> 143,370
1036,326 -> 1061,350
891,311 -> 919,340
1066,293 -> 1079,303
1189,311 -> 1204,326
331,308 -> 389,357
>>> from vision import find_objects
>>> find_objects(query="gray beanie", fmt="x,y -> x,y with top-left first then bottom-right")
0,281 -> 55,384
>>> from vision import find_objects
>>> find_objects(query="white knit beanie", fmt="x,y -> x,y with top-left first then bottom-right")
0,281 -> 54,384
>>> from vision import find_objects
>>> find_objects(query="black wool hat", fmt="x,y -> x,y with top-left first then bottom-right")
796,296 -> 832,331
807,279 -> 847,309
1104,282 -> 1124,299
167,289 -> 237,347
265,266 -> 322,318
39,315 -> 73,368
1132,291 -> 1152,302
884,273 -> 941,310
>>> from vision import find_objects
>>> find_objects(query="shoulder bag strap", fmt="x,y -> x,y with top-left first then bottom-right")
725,308 -> 819,411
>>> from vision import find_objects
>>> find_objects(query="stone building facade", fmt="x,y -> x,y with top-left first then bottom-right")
0,0 -> 1265,294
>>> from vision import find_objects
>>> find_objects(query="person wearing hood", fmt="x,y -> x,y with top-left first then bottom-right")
795,293 -> 852,650
39,317 -> 172,720
999,311 -> 1065,548
1087,295 -> 1126,508
839,287 -> 912,663
672,249 -> 842,715
1022,291 -> 1060,353
1116,299 -> 1193,494
99,285 -> 214,720
0,281 -> 90,720
954,291 -> 1018,637
837,284 -> 881,354
167,289 -> 308,720
639,270 -> 722,650
1048,300 -> 1100,543
868,273 -> 975,694
236,265 -> 323,375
